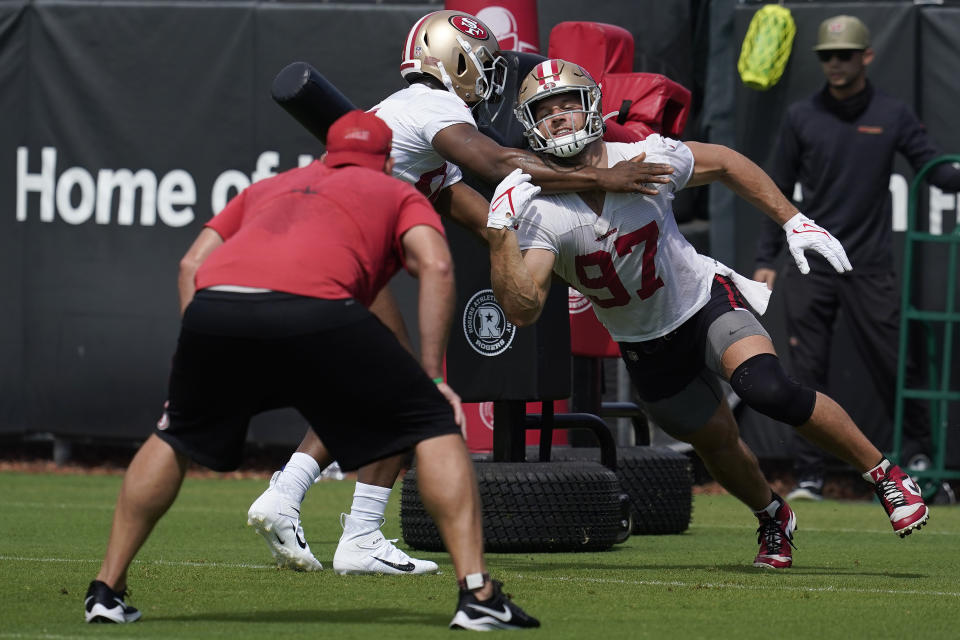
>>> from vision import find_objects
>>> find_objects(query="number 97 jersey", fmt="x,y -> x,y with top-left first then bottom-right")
514,135 -> 716,343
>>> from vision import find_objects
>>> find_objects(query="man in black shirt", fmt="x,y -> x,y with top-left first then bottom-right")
753,15 -> 960,500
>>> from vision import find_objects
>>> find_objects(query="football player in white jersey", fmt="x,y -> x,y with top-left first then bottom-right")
485,59 -> 929,570
246,12 -> 675,579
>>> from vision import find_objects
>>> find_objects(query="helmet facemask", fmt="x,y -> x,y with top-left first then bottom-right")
476,45 -> 508,102
438,37 -> 506,105
516,85 -> 604,158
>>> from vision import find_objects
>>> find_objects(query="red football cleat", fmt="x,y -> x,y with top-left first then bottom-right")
864,460 -> 929,537
754,495 -> 797,569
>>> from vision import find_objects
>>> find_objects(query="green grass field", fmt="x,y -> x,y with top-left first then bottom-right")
2,470 -> 958,639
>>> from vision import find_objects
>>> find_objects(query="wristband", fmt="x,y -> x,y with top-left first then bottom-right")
432,377 -> 444,385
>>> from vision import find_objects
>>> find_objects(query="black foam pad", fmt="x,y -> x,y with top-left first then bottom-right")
474,51 -> 547,150
271,62 -> 356,144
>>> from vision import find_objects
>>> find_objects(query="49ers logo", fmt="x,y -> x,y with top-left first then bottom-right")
450,15 -> 489,40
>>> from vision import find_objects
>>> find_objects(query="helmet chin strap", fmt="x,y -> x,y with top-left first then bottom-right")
456,36 -> 491,101
433,60 -> 457,97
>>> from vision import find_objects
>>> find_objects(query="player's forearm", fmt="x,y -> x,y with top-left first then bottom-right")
716,150 -> 798,225
488,230 -> 545,327
461,139 -> 597,194
506,149 -> 604,194
438,123 -> 658,195
417,264 -> 456,379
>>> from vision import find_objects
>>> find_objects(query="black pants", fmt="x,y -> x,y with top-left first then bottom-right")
782,268 -> 930,479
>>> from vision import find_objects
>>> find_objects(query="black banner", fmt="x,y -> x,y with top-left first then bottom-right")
1,2 -> 423,443
0,1 -> 696,446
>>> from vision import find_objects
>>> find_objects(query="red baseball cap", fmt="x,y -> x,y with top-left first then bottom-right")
324,110 -> 393,171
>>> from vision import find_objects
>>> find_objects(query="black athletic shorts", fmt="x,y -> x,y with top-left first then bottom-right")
154,290 -> 460,472
618,274 -> 762,403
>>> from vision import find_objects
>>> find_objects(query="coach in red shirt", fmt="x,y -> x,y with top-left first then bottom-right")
83,110 -> 536,629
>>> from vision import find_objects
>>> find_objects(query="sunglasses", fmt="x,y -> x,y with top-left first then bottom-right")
817,50 -> 860,63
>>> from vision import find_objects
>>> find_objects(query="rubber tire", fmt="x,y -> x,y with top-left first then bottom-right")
542,446 -> 693,535
401,460 -> 623,552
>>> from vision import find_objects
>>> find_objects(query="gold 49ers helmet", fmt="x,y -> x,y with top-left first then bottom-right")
400,10 -> 507,105
515,59 -> 604,158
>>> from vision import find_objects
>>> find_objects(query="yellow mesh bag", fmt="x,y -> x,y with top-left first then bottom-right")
738,4 -> 796,91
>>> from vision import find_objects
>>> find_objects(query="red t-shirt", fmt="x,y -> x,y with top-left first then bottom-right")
197,161 -> 443,306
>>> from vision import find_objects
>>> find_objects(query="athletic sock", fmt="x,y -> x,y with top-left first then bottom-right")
344,482 -> 392,536
275,452 -> 321,503
862,457 -> 891,484
754,495 -> 781,519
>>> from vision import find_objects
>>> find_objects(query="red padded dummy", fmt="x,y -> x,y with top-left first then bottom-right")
602,72 -> 691,138
548,21 -> 634,81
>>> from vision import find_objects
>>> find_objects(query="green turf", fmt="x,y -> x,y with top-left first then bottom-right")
1,471 -> 958,639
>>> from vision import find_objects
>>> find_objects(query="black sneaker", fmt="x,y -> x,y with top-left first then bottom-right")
449,580 -> 540,630
84,580 -> 142,623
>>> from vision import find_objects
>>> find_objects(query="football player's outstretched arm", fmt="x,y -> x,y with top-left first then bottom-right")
684,141 -> 798,225
685,141 -> 852,274
432,123 -> 672,195
486,169 -> 553,326
488,231 -> 554,327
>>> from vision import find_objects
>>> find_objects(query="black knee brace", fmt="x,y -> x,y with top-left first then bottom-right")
730,353 -> 816,427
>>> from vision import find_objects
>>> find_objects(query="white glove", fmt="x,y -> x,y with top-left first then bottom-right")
487,168 -> 541,230
782,212 -> 853,274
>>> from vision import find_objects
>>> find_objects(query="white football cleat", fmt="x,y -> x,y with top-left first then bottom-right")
333,513 -> 439,575
247,471 -> 323,571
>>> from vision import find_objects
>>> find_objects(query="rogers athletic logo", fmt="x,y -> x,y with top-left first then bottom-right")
463,289 -> 516,356
450,15 -> 489,40
568,287 -> 592,315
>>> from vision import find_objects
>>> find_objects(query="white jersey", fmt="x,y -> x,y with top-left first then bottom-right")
514,136 -> 717,342
370,83 -> 476,199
